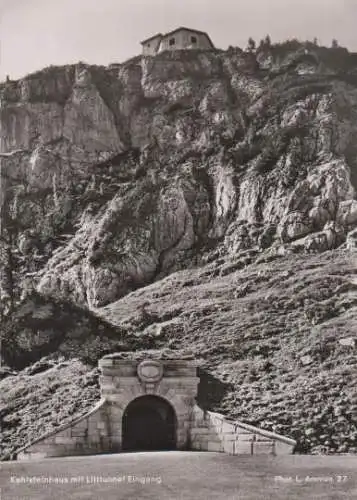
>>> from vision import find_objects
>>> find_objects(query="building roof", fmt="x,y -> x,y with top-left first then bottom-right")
141,27 -> 215,48
140,33 -> 163,45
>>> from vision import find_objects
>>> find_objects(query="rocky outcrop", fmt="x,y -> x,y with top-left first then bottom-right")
0,45 -> 357,308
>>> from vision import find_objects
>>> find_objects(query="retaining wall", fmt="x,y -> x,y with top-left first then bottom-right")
17,401 -> 296,460
190,406 -> 296,455
16,399 -> 111,461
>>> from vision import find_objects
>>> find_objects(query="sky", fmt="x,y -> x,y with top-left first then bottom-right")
0,0 -> 356,81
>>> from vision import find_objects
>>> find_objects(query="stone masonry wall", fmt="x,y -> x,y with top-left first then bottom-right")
16,358 -> 296,460
190,406 -> 296,455
158,30 -> 213,53
98,357 -> 200,451
16,399 -> 111,461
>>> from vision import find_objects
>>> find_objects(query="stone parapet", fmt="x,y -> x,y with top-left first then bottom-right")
99,356 -> 199,379
17,398 -> 109,461
190,409 -> 296,455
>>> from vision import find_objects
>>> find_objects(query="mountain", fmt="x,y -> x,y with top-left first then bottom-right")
0,40 -> 357,459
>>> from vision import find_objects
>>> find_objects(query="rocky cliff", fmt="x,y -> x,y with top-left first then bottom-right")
0,41 -> 357,458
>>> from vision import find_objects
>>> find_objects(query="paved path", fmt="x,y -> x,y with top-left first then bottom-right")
1,451 -> 356,499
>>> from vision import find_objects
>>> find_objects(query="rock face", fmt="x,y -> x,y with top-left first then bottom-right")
1,46 -> 357,310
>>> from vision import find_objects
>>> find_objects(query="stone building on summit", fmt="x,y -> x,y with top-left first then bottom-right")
140,27 -> 215,56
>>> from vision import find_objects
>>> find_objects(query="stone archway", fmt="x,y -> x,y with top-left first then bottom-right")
16,356 -> 297,460
122,395 -> 177,452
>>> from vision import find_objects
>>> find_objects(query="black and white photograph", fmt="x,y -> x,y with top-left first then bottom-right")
0,1 -> 356,498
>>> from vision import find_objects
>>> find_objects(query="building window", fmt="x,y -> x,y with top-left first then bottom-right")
169,38 -> 175,46
147,43 -> 150,47
191,36 -> 197,44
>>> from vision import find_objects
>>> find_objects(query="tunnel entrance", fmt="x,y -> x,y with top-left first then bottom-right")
122,395 -> 177,452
